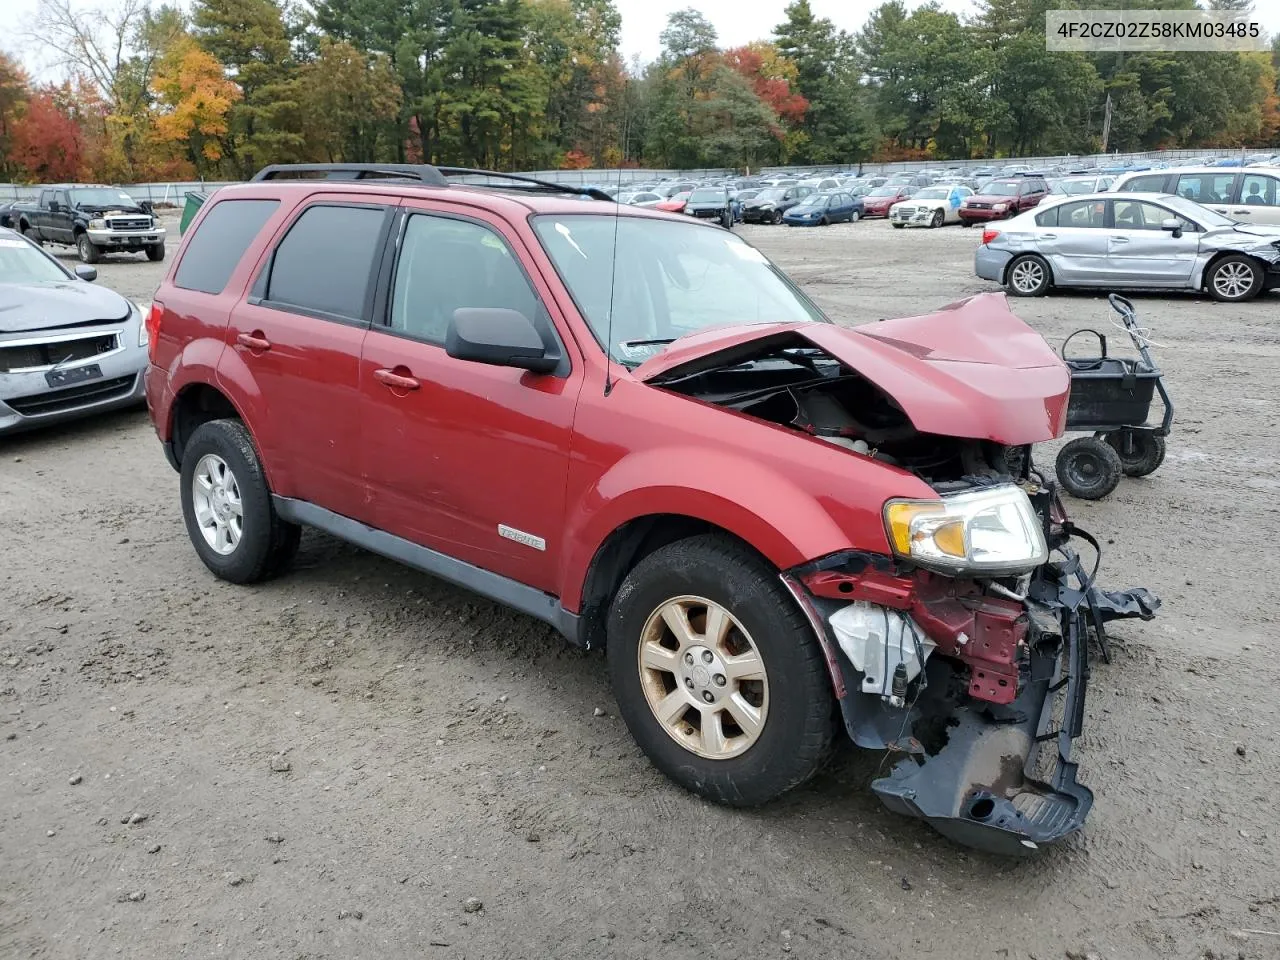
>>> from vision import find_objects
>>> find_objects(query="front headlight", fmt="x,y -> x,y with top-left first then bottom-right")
133,302 -> 148,346
89,218 -> 106,230
993,203 -> 1008,211
884,485 -> 1047,575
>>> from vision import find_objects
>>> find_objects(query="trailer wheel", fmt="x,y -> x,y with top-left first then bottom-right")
1056,436 -> 1122,500
1103,430 -> 1166,477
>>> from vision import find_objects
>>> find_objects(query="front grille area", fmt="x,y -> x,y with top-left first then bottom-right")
107,217 -> 151,231
968,202 -> 991,209
0,333 -> 118,372
7,374 -> 136,416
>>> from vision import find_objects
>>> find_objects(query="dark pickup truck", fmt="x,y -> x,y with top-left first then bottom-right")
13,185 -> 166,264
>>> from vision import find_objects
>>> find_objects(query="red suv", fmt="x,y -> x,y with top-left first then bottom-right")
145,164 -> 1156,855
960,177 -> 1049,224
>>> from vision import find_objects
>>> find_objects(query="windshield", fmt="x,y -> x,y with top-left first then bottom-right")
68,188 -> 137,208
981,180 -> 1021,196
689,189 -> 724,202
792,196 -> 827,210
532,215 -> 827,365
754,188 -> 785,202
0,236 -> 70,283
868,187 -> 900,197
1164,195 -> 1236,228
913,188 -> 950,200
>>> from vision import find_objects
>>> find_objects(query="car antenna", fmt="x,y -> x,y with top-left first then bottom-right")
603,81 -> 628,397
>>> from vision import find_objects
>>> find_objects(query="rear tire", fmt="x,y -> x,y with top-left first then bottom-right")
1005,254 -> 1051,297
76,233 -> 100,264
179,419 -> 301,584
607,534 -> 835,807
1056,437 -> 1123,500
1104,430 -> 1166,477
146,243 -> 166,262
20,222 -> 41,245
961,220 -> 974,228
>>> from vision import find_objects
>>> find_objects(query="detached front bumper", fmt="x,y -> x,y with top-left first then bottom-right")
785,491 -> 1159,855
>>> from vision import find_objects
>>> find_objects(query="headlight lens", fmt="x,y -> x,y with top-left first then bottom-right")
134,302 -> 148,346
993,203 -> 1008,211
88,218 -> 106,230
884,485 -> 1047,575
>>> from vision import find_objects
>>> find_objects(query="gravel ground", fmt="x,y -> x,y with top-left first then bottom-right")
3,213 -> 1278,960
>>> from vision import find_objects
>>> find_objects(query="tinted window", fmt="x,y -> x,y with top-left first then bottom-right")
1035,206 -> 1058,227
1240,174 -> 1278,206
266,205 -> 386,319
1057,199 -> 1107,228
1123,174 -> 1167,193
1174,173 -> 1234,203
390,214 -> 542,345
174,199 -> 279,295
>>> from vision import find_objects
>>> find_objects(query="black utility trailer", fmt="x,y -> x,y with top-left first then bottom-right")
1054,294 -> 1173,500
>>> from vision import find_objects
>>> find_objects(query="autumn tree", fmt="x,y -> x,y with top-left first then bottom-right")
0,53 -> 30,180
298,40 -> 402,163
150,35 -> 240,177
9,88 -> 84,181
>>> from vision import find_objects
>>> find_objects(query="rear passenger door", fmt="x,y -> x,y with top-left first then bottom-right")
1231,172 -> 1280,225
224,197 -> 395,522
1034,199 -> 1111,283
358,204 -> 582,593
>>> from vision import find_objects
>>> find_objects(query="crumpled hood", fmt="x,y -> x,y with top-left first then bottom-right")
0,281 -> 132,334
1205,224 -> 1280,260
635,292 -> 1070,445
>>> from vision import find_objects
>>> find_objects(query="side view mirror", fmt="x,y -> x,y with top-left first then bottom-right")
1160,217 -> 1183,238
48,201 -> 62,213
140,200 -> 154,214
75,265 -> 97,282
445,308 -> 558,374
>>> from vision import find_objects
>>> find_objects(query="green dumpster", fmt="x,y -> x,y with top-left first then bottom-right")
180,191 -> 208,235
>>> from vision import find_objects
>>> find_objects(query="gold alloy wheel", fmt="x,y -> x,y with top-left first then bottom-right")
636,596 -> 769,760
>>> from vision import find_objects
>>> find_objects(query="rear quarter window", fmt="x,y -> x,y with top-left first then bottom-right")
174,199 -> 280,295
1123,174 -> 1169,193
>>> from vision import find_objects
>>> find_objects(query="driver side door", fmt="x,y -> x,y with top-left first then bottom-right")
1106,199 -> 1199,285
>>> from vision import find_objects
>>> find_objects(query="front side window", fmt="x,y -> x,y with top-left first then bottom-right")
1113,199 -> 1185,231
265,204 -> 387,320
1240,174 -> 1279,206
533,215 -> 826,365
389,214 -> 543,345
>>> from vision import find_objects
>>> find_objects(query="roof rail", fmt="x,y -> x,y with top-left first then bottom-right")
251,163 -> 449,185
435,167 -> 614,202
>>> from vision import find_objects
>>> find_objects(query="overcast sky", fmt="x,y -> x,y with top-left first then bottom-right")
6,0 -> 1280,75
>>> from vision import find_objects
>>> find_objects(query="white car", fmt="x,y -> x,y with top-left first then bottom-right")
1110,165 -> 1280,225
888,185 -> 974,228
619,191 -> 663,208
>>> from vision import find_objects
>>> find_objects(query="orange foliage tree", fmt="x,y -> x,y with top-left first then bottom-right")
150,36 -> 241,178
10,89 -> 85,182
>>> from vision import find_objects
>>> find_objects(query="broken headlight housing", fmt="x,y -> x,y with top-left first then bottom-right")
884,484 -> 1047,576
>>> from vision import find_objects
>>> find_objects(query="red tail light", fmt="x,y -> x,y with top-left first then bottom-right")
145,301 -> 163,364
981,227 -> 1000,246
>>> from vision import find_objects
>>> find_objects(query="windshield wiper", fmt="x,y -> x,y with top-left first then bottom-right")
619,337 -> 678,348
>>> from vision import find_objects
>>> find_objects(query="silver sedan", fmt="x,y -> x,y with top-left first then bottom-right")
0,228 -> 148,434
974,192 -> 1280,302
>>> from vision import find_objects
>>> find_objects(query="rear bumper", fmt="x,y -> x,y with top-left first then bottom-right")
975,245 -> 1012,282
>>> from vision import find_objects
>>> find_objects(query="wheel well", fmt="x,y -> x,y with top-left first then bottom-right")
72,224 -> 86,236
576,514 -> 770,650
171,384 -> 240,464
1200,250 -> 1262,289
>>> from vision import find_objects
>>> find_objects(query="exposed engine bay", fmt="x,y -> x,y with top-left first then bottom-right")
650,335 -> 1027,484
654,332 -> 1160,855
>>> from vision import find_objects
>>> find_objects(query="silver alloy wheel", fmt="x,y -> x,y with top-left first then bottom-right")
1212,261 -> 1255,300
191,454 -> 243,556
1009,258 -> 1045,293
636,595 -> 769,760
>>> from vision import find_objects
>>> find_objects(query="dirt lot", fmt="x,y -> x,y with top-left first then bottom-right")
3,214 -> 1278,960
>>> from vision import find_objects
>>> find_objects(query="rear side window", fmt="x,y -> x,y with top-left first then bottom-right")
1173,173 -> 1233,202
264,204 -> 387,320
175,199 -> 279,295
1124,174 -> 1168,193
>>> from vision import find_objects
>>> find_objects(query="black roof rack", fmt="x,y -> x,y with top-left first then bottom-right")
435,167 -> 613,202
250,163 -> 615,203
251,163 -> 449,185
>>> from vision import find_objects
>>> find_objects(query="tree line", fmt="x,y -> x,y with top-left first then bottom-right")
1,0 -> 1277,184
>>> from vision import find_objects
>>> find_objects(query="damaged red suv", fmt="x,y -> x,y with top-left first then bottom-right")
146,164 -> 1156,855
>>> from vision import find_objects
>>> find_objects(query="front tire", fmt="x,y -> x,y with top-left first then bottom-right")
930,209 -> 944,228
771,210 -> 782,225
146,243 -> 166,262
1206,254 -> 1262,302
76,233 -> 100,264
179,419 -> 301,584
892,222 -> 905,229
1005,254 -> 1051,297
849,210 -> 860,223
607,534 -> 835,807
1056,436 -> 1123,500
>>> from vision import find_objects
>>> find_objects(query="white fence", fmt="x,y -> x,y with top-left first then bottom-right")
2,147 -> 1273,201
